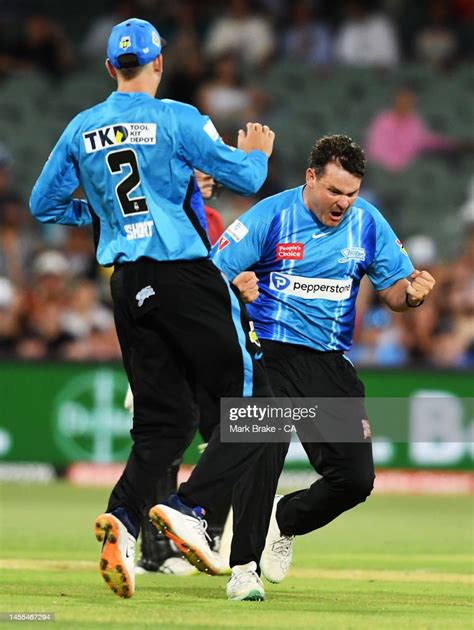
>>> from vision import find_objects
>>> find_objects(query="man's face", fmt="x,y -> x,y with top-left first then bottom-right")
304,160 -> 361,227
194,170 -> 215,200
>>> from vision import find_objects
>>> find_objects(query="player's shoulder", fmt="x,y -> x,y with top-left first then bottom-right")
352,195 -> 387,227
249,186 -> 301,219
160,98 -> 202,121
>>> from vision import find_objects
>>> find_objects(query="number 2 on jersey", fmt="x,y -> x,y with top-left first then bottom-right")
106,148 -> 149,216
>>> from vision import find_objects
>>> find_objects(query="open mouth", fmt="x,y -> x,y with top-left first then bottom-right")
329,210 -> 344,221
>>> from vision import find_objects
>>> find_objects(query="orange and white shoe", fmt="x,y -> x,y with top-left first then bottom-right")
94,513 -> 136,598
149,494 -> 225,576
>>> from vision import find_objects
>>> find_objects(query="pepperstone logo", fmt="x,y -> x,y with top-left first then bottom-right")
53,370 -> 132,462
270,272 -> 352,300
270,272 -> 292,291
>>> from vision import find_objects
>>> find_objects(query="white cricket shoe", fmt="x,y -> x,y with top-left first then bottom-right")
149,500 -> 225,576
159,557 -> 199,576
260,495 -> 294,583
95,513 -> 136,598
226,561 -> 265,601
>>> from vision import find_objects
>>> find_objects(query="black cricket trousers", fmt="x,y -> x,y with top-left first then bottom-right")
254,340 -> 375,537
107,257 -> 277,567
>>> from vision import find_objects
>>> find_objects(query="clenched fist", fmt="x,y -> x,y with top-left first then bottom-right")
406,269 -> 436,306
238,122 -> 275,157
233,271 -> 260,303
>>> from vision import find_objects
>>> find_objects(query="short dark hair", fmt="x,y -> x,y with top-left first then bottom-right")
115,54 -> 144,80
308,134 -> 366,178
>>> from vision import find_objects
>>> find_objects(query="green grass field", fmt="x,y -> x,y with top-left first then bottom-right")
1,482 -> 473,629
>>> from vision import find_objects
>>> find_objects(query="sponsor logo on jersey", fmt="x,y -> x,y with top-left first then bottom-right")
270,273 -> 291,290
83,123 -> 156,153
248,321 -> 261,348
119,36 -> 131,50
217,235 -> 230,251
361,419 -> 372,439
276,242 -> 304,260
203,119 -> 219,142
338,247 -> 366,263
396,238 -> 409,256
136,285 -> 155,307
269,272 -> 352,301
125,220 -> 154,240
226,219 -> 249,243
312,233 -> 328,240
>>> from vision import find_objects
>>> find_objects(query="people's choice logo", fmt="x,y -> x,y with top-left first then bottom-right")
53,370 -> 132,462
276,243 -> 304,260
270,272 -> 352,300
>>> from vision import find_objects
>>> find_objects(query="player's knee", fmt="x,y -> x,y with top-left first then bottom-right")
345,471 -> 375,503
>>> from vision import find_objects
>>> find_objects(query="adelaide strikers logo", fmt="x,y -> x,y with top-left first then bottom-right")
119,36 -> 131,50
52,370 -> 132,462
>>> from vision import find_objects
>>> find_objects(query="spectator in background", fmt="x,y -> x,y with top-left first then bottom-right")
62,227 -> 97,280
12,13 -> 74,80
0,144 -> 13,196
61,278 -> 120,361
82,0 -> 137,60
61,279 -> 113,340
162,1 -> 203,70
197,53 -> 264,134
165,53 -> 205,107
431,227 -> 474,367
452,0 -> 474,59
334,0 -> 399,68
398,235 -> 442,365
365,87 -> 455,172
0,277 -> 21,358
282,0 -> 332,67
16,250 -> 73,359
413,0 -> 460,70
25,250 -> 70,311
204,0 -> 275,69
0,193 -> 36,288
164,3 -> 205,107
348,298 -> 407,366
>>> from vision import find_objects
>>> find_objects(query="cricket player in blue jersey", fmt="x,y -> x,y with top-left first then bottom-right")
212,134 -> 435,584
30,18 -> 278,601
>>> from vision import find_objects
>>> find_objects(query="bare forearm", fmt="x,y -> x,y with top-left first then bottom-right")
378,271 -> 436,312
379,279 -> 412,312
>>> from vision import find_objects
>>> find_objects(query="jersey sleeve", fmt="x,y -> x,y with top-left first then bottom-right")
211,200 -> 272,280
366,214 -> 414,291
29,119 -> 92,227
173,102 -> 269,196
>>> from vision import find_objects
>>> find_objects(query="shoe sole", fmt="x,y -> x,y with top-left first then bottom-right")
94,514 -> 133,599
260,564 -> 285,584
149,506 -> 221,576
228,589 -> 265,602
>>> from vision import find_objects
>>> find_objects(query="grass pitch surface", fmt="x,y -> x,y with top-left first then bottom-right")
1,482 -> 472,629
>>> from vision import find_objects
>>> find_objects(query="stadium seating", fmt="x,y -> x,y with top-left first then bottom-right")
1,62 -> 472,258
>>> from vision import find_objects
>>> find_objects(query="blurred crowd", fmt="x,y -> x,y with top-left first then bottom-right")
0,0 -> 473,366
1,0 -> 473,80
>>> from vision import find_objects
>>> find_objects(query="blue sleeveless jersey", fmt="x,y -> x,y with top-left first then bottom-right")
212,185 -> 414,352
30,92 -> 268,265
